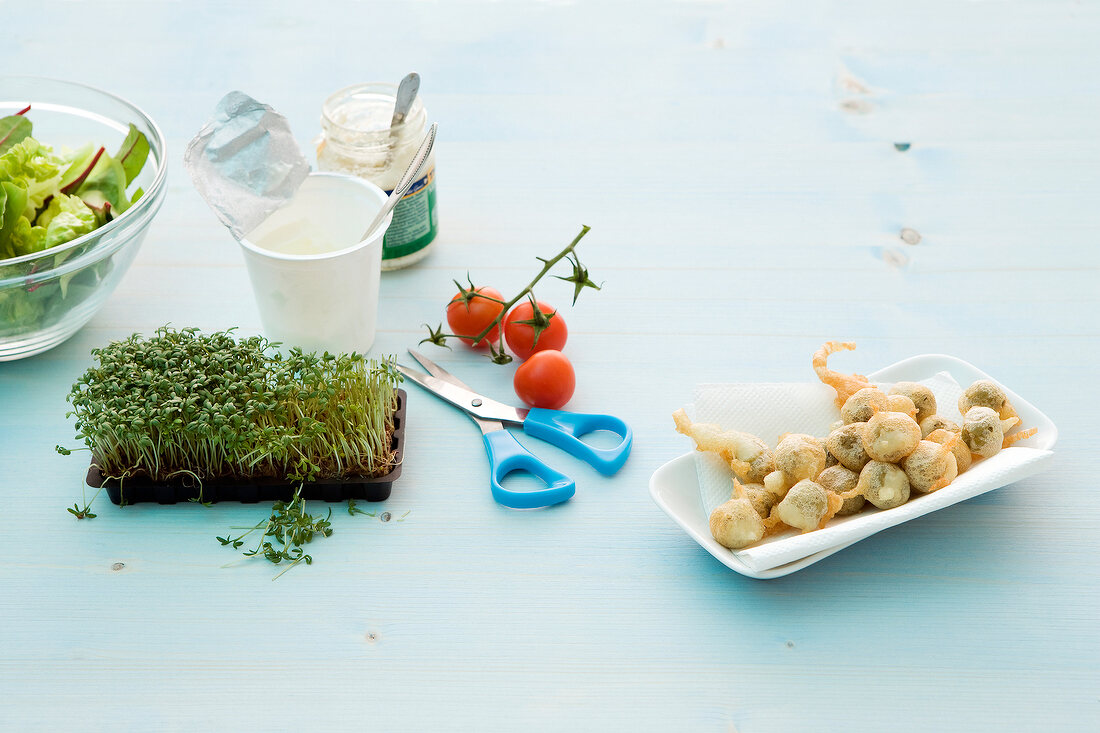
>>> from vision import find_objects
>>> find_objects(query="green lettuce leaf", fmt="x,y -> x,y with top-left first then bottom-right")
9,217 -> 46,255
0,181 -> 28,259
57,144 -> 98,192
0,137 -> 63,219
37,193 -> 96,248
0,115 -> 32,154
115,124 -> 150,186
76,151 -> 130,214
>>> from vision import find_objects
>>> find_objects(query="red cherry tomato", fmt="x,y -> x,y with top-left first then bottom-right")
503,300 -> 568,361
513,350 -> 575,409
446,286 -> 505,347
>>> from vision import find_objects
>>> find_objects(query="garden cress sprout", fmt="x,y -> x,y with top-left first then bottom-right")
65,327 -> 402,486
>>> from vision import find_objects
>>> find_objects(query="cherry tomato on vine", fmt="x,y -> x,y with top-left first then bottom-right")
513,350 -> 575,409
447,286 -> 505,347
503,300 -> 568,361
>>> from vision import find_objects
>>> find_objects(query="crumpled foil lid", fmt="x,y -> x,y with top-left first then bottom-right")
184,91 -> 310,239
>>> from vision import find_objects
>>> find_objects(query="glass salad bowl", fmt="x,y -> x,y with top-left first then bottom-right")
0,77 -> 167,360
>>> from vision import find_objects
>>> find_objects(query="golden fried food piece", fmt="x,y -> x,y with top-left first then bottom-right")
816,465 -> 866,515
774,433 -> 827,487
826,422 -> 871,472
765,479 -> 843,532
673,408 -> 776,482
958,379 -> 1029,447
961,406 -> 1019,459
710,497 -> 765,549
738,479 -> 780,519
762,470 -> 789,498
886,394 -> 918,420
850,461 -> 911,509
927,427 -> 972,473
901,438 -> 959,493
1003,426 -> 1038,448
919,415 -> 959,439
958,379 -> 1010,417
889,382 -> 937,423
861,411 -> 922,463
813,341 -> 872,409
841,387 -> 888,424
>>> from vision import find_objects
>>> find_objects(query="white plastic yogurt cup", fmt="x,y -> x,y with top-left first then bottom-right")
237,172 -> 393,355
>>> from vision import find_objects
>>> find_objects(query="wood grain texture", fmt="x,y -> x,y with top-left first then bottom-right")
2,1 -> 1097,731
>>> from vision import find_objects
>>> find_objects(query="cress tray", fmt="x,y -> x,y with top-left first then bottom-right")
86,390 -> 406,505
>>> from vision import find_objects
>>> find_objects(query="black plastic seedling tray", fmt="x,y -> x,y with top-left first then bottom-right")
86,390 -> 407,506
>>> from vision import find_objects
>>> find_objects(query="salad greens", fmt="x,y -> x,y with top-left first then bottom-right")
0,107 -> 150,334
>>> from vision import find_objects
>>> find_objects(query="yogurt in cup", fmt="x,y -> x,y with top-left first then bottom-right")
238,172 -> 392,355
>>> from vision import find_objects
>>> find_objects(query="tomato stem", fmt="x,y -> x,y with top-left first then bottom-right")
427,225 -> 594,363
465,226 -> 589,346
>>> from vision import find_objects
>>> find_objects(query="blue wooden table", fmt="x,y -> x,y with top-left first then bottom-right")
3,2 -> 1097,730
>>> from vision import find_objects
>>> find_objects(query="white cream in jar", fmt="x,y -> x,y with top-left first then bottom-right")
317,83 -> 438,270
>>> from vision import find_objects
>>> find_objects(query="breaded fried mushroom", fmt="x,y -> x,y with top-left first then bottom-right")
739,480 -> 780,519
673,409 -> 776,483
961,406 -> 1019,459
813,341 -> 872,409
762,470 -> 789,498
765,479 -> 842,532
959,379 -> 1036,447
927,427 -> 972,473
958,379 -> 1012,418
901,438 -> 959,493
826,422 -> 871,472
919,415 -> 959,439
850,461 -> 911,509
841,387 -> 888,424
889,382 -> 937,423
709,480 -> 765,550
774,433 -> 827,487
817,464 -> 866,515
886,394 -> 918,420
861,411 -> 922,463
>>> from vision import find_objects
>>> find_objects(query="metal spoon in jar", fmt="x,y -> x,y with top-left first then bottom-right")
390,72 -> 420,128
361,122 -> 437,241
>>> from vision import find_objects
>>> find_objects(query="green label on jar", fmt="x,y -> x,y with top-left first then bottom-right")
383,167 -> 438,259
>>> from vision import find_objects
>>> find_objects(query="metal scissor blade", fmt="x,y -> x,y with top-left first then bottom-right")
396,363 -> 528,426
407,348 -> 474,390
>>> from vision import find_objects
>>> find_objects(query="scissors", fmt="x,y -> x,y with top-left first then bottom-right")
397,349 -> 633,509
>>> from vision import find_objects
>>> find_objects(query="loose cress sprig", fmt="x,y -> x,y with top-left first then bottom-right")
420,226 -> 602,364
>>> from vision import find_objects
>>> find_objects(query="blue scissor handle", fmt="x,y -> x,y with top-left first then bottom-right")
522,408 -> 633,476
482,429 -> 576,509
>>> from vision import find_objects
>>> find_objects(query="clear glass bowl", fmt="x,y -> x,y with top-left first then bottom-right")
0,77 -> 167,360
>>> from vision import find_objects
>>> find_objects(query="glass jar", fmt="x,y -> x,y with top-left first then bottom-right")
317,82 -> 438,270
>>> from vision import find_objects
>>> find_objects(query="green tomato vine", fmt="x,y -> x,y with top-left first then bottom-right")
420,225 -> 601,364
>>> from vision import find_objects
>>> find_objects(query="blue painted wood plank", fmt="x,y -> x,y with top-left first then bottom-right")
2,1 -> 1098,732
